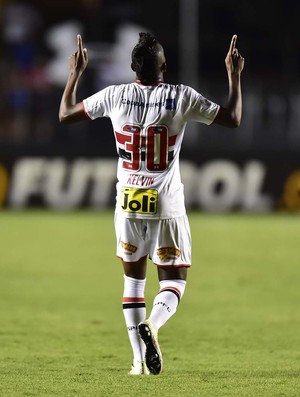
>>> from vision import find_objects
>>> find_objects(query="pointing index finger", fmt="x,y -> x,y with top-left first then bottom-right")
77,34 -> 83,52
229,34 -> 237,53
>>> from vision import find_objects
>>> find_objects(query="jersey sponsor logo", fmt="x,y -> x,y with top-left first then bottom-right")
156,247 -> 181,262
121,241 -> 138,254
121,98 -> 164,108
120,187 -> 158,214
120,97 -> 176,110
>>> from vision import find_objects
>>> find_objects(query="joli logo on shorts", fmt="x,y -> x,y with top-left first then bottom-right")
121,187 -> 158,214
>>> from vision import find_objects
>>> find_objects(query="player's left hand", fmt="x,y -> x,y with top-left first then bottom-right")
69,34 -> 88,77
225,35 -> 244,75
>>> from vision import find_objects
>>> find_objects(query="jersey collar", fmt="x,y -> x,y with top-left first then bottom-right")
134,80 -> 163,87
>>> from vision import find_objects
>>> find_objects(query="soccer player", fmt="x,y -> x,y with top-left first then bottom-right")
59,32 -> 244,375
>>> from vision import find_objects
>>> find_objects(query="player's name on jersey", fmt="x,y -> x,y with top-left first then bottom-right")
126,174 -> 155,187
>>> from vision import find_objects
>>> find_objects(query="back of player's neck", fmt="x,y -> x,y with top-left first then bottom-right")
135,79 -> 163,86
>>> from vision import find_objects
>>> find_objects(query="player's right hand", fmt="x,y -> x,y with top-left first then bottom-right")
69,34 -> 88,77
225,35 -> 244,75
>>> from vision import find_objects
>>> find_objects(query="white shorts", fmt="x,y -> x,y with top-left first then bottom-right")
114,212 -> 191,267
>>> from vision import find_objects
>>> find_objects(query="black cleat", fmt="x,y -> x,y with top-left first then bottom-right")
138,320 -> 163,375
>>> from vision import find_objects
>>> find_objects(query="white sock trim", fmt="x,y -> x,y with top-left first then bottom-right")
123,275 -> 146,297
158,279 -> 186,301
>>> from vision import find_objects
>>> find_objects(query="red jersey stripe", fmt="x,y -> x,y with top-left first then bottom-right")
81,101 -> 92,119
115,131 -> 127,144
211,105 -> 223,124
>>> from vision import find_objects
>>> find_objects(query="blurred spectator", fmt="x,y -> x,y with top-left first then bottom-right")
0,0 -> 52,142
45,21 -> 83,88
1,0 -> 42,70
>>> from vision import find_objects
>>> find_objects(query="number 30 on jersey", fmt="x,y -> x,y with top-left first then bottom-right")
115,124 -> 169,172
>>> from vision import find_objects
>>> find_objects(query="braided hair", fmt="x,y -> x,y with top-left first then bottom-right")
131,32 -> 163,84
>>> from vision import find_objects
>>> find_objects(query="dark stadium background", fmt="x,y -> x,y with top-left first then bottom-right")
0,0 -> 299,212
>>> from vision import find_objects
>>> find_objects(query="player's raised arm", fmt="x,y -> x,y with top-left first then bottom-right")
59,34 -> 89,123
214,34 -> 244,128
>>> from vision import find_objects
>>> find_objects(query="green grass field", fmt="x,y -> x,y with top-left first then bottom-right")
0,211 -> 299,396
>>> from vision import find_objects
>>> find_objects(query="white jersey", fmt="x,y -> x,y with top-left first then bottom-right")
83,82 -> 219,219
